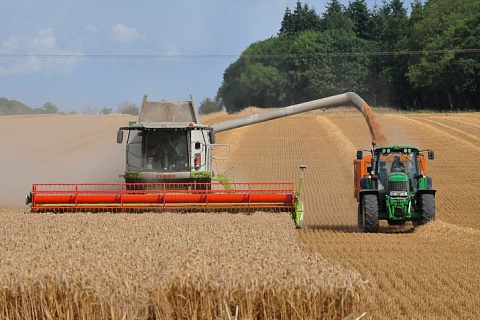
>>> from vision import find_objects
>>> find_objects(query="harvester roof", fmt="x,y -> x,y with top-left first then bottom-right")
125,122 -> 206,130
138,99 -> 198,124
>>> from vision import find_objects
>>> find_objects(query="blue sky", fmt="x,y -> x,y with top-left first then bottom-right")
1,0 -> 382,112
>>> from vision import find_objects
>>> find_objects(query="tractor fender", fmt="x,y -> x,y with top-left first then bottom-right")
426,177 -> 433,189
416,189 -> 436,197
360,177 -> 368,189
359,189 -> 379,198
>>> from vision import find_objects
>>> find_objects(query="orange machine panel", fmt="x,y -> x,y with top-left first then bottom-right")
353,155 -> 371,201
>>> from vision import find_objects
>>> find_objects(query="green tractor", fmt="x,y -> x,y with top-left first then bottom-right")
354,142 -> 436,232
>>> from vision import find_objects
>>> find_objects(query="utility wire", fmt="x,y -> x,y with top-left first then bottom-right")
1,49 -> 479,59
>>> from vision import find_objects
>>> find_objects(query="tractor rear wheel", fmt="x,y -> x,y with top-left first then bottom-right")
419,193 -> 435,225
362,194 -> 379,233
357,203 -> 364,230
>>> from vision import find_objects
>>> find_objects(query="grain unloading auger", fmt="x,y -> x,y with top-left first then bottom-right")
26,92 -> 379,228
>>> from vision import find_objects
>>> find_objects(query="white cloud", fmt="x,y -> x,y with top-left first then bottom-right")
165,44 -> 181,56
0,28 -> 83,76
33,28 -> 57,49
110,23 -> 145,43
1,35 -> 20,52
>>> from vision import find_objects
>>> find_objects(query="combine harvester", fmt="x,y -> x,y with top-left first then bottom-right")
26,92 -> 386,228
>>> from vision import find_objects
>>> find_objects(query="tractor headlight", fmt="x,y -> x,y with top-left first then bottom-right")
390,190 -> 408,197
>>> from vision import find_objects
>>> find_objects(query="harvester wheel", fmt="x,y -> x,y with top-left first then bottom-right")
419,193 -> 435,225
363,194 -> 379,233
193,179 -> 212,190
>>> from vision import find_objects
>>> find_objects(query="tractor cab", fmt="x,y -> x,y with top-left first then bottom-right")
375,147 -> 419,192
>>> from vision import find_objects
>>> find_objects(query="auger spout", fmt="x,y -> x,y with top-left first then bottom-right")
211,92 -> 387,146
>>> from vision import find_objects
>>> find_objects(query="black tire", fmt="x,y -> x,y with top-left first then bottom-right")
357,203 -> 364,230
193,179 -> 212,190
388,220 -> 406,226
363,194 -> 379,233
419,193 -> 435,225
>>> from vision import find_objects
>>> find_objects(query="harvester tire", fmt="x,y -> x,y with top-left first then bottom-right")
419,193 -> 435,225
363,194 -> 379,233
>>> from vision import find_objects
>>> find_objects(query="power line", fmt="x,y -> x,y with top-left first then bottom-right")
1,49 -> 479,59
0,53 -> 239,59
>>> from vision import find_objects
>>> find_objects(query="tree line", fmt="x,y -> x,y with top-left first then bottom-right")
3,0 -> 478,115
214,0 -> 480,113
0,98 -> 140,116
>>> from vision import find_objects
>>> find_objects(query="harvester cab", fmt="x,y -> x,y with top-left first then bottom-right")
116,95 -> 217,185
354,141 -> 436,232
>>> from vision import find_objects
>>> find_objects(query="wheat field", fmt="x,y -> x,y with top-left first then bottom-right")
0,108 -> 479,319
0,211 -> 367,319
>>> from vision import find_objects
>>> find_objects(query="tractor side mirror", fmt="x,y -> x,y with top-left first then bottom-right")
117,130 -> 124,144
428,149 -> 434,160
356,150 -> 363,160
370,159 -> 377,176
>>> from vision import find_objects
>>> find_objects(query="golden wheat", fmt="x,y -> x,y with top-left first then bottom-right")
0,209 -> 368,319
3,111 -> 479,319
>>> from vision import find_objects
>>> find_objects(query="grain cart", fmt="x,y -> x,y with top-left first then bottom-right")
26,92 -> 382,229
354,141 -> 436,232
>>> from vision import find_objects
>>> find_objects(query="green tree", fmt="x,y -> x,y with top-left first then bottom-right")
321,0 -> 353,32
42,102 -> 59,114
279,1 -> 321,35
406,0 -> 480,110
347,0 -> 374,40
286,29 -> 371,102
218,37 -> 288,112
117,102 -> 139,115
198,98 -> 222,114
0,98 -> 33,115
219,0 -> 480,112
368,0 -> 417,108
238,63 -> 281,108
218,3 -> 372,111
100,107 -> 113,115
218,55 -> 250,112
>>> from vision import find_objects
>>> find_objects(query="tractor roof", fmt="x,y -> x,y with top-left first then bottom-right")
376,145 -> 420,151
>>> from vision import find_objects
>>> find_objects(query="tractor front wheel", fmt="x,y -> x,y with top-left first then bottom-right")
419,193 -> 435,225
362,194 -> 379,233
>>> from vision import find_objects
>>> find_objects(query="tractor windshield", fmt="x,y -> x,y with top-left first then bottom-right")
377,150 -> 418,175
376,148 -> 419,191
